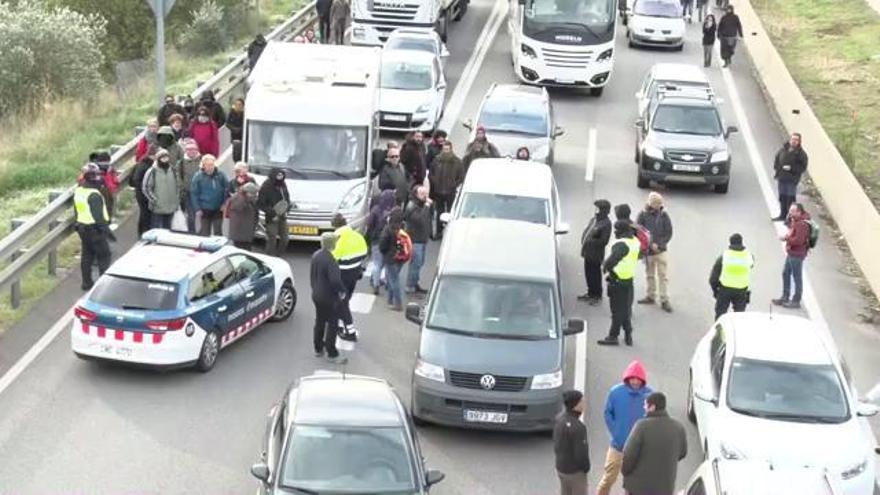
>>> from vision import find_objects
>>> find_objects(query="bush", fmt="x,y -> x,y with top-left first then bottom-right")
0,0 -> 106,117
179,0 -> 229,55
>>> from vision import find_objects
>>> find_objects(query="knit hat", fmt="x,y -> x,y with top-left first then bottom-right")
241,182 -> 258,195
563,390 -> 584,411
729,233 -> 743,247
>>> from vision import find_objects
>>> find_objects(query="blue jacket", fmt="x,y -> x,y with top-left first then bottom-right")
604,360 -> 653,451
190,169 -> 229,212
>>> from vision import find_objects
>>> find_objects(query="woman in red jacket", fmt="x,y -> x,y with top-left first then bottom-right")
135,118 -> 159,162
188,106 -> 220,157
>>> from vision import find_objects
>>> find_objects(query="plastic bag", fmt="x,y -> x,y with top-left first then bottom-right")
336,335 -> 355,352
171,209 -> 187,232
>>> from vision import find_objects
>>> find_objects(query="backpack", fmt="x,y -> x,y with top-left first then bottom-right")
634,224 -> 652,257
394,229 -> 413,263
806,219 -> 819,249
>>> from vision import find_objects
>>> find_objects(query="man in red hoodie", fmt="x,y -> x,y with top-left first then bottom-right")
772,203 -> 811,309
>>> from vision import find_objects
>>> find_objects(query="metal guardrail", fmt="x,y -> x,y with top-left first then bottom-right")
0,2 -> 317,308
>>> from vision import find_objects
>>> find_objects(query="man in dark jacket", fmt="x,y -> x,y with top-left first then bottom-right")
157,94 -> 186,127
258,168 -> 291,256
310,233 -> 348,364
597,220 -> 640,347
401,131 -> 428,186
190,155 -> 229,236
578,199 -> 612,305
635,192 -> 673,312
772,132 -> 808,221
247,34 -> 267,70
428,141 -> 464,238
404,185 -> 432,294
772,203 -> 811,309
717,5 -> 743,67
372,141 -> 398,179
426,130 -> 447,171
710,233 -> 755,320
621,392 -> 687,495
198,90 -> 226,128
316,0 -> 333,43
378,149 -> 409,206
553,390 -> 590,495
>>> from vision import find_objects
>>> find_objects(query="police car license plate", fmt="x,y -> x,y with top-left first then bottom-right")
94,342 -> 133,358
289,225 -> 318,235
673,164 -> 701,172
384,114 -> 407,122
463,410 -> 508,424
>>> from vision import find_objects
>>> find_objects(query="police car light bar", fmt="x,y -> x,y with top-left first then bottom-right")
140,229 -> 229,252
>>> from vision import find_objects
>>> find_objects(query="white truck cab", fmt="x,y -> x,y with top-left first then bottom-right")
244,42 -> 381,241
350,0 -> 468,45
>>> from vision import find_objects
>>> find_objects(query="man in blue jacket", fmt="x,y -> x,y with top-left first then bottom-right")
190,154 -> 229,237
596,360 -> 653,495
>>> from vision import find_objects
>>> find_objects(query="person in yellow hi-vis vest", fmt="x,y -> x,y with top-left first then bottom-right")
709,233 -> 755,320
74,164 -> 115,290
331,213 -> 368,342
597,220 -> 641,347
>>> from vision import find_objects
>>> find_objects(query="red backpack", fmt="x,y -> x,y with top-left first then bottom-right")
634,224 -> 652,257
394,229 -> 413,262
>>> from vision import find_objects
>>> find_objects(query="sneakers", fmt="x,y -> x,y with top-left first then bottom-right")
314,350 -> 325,358
771,297 -> 788,306
389,303 -> 403,312
576,293 -> 591,301
661,301 -> 673,313
588,297 -> 602,306
326,355 -> 348,365
414,285 -> 428,294
625,334 -> 633,346
597,337 -> 619,346
784,300 -> 802,309
637,297 -> 655,305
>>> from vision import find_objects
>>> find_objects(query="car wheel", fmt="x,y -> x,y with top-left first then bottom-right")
270,281 -> 297,322
590,87 -> 604,97
438,14 -> 449,42
687,374 -> 697,424
196,331 -> 220,372
714,181 -> 729,194
637,171 -> 650,189
411,400 -> 429,426
453,0 -> 467,21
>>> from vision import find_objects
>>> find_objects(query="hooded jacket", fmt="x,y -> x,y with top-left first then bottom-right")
190,168 -> 229,212
717,11 -> 743,37
158,101 -> 186,127
257,169 -> 291,222
366,190 -> 396,244
142,159 -> 181,215
227,185 -> 258,243
636,206 -> 673,252
156,126 -> 183,167
180,153 -> 202,195
135,128 -> 158,163
401,139 -> 427,185
604,360 -> 653,451
463,138 -> 500,172
581,199 -> 612,261
189,117 -> 220,157
621,409 -> 688,495
198,91 -> 226,127
379,208 -> 405,264
773,142 -> 808,183
429,150 -> 464,195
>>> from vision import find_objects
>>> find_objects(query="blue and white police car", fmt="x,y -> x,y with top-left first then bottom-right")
71,230 -> 296,372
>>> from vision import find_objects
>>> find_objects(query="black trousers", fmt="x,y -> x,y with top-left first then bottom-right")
584,258 -> 603,299
136,192 -> 151,236
313,300 -> 340,358
714,287 -> 749,320
318,15 -> 331,43
78,226 -> 111,287
607,278 -> 634,338
433,192 -> 455,236
339,268 -> 360,327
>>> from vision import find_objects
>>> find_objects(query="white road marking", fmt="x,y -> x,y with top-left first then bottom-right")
585,127 -> 597,182
0,305 -> 74,398
349,293 -> 376,314
718,54 -> 829,333
437,0 -> 507,132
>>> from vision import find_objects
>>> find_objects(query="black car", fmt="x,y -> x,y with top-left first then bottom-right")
634,86 -> 737,193
251,372 -> 445,494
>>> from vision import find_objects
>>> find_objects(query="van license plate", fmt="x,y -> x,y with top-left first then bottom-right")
384,114 -> 407,122
673,164 -> 701,172
464,410 -> 508,424
556,79 -> 575,85
289,225 -> 319,235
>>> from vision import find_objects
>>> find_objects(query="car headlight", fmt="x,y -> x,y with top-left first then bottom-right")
531,369 -> 563,390
597,48 -> 613,62
643,142 -> 664,160
841,459 -> 868,480
338,182 -> 366,210
710,150 -> 730,162
521,43 -> 538,59
414,359 -> 445,382
719,441 -> 746,460
415,102 -> 431,114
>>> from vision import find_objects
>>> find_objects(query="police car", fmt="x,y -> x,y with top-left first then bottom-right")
71,230 -> 296,372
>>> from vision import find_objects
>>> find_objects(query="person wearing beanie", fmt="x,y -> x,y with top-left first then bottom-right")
130,145 -> 159,236
635,192 -> 674,312
597,220 -> 641,346
462,124 -> 500,173
310,232 -> 348,364
621,392 -> 687,495
553,390 -> 590,495
142,148 -> 181,230
331,213 -> 369,342
709,233 -> 755,319
578,199 -> 612,305
227,182 -> 259,250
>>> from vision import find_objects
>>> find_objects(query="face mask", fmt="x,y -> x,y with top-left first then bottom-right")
159,159 -> 170,167
198,115 -> 209,123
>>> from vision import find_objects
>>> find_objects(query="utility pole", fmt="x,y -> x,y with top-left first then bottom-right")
147,0 -> 177,107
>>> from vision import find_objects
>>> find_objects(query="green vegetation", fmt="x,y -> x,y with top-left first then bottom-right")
752,0 -> 880,207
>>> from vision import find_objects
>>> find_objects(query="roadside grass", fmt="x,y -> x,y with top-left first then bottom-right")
752,0 -> 880,207
0,0 -> 303,332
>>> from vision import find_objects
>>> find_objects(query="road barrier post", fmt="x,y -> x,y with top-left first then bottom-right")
47,192 -> 62,276
10,219 -> 26,308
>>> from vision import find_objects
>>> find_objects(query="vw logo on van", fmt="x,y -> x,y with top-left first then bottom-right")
479,374 -> 496,390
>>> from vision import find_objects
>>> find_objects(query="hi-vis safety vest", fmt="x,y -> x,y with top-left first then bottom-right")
73,187 -> 108,226
333,225 -> 368,270
612,237 -> 641,280
719,248 -> 753,289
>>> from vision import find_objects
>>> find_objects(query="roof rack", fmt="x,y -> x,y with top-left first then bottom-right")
140,229 -> 229,252
657,83 -> 716,101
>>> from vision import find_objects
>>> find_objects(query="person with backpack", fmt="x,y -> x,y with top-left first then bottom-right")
772,203 -> 812,309
404,185 -> 432,295
365,190 -> 396,295
379,206 -> 409,311
597,220 -> 640,347
616,202 -> 653,261
636,192 -> 673,313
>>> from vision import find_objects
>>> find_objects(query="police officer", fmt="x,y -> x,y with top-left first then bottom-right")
597,220 -> 641,347
709,233 -> 755,320
74,164 -> 115,290
331,214 -> 368,342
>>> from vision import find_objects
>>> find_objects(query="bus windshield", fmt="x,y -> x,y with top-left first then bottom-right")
246,121 -> 368,179
523,0 -> 616,43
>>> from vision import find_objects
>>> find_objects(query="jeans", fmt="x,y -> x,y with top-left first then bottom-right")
406,242 -> 427,290
181,196 -> 196,233
782,255 -> 804,302
151,212 -> 173,229
703,43 -> 713,66
370,243 -> 385,289
386,262 -> 403,307
433,192 -> 455,237
681,0 -> 692,17
136,193 -> 151,236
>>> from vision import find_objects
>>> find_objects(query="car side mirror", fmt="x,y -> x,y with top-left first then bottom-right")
426,469 -> 446,486
461,118 -> 473,130
439,212 -> 452,224
726,125 -> 738,137
250,462 -> 270,482
553,126 -> 565,138
555,221 -> 570,235
563,318 -> 585,336
405,303 -> 423,325
857,401 -> 879,417
694,388 -> 718,406
635,118 -> 645,129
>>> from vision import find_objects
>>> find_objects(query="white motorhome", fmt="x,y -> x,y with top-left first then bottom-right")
349,0 -> 468,46
508,0 -> 617,96
244,42 -> 381,241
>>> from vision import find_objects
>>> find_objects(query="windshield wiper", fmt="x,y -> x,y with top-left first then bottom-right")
294,168 -> 352,179
652,127 -> 685,134
280,485 -> 320,494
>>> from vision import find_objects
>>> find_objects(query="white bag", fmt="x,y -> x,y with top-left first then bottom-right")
170,209 -> 187,232
336,335 -> 356,352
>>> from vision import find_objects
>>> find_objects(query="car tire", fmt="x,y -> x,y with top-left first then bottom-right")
453,0 -> 467,21
411,400 -> 429,426
196,331 -> 220,372
637,172 -> 650,189
270,281 -> 297,322
687,374 -> 697,424
714,181 -> 729,194
590,87 -> 604,97
438,13 -> 449,42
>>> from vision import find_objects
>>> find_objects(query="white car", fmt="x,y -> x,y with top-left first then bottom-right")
627,0 -> 685,50
635,63 -> 712,118
384,28 -> 450,70
687,312 -> 879,495
680,458 -> 846,495
378,49 -> 446,132
71,230 -> 296,372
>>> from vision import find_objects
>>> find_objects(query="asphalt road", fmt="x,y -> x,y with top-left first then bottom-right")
0,1 -> 879,493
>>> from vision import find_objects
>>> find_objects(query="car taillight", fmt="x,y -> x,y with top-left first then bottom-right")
74,306 -> 97,322
145,317 -> 187,331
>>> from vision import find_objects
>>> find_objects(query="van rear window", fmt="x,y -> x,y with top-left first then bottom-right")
89,276 -> 179,311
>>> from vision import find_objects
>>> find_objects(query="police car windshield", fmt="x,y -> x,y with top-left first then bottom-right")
280,426 -> 417,494
89,276 -> 179,311
459,192 -> 550,226
651,105 -> 721,136
427,277 -> 558,339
